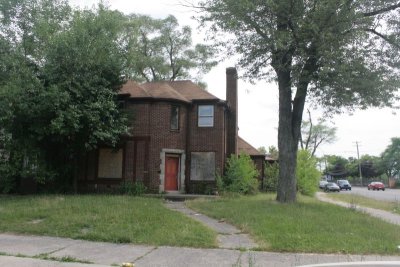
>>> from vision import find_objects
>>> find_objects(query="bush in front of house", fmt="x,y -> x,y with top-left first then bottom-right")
296,149 -> 320,196
264,161 -> 279,192
218,153 -> 259,195
119,181 -> 147,196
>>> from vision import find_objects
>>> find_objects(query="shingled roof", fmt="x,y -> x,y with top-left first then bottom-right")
238,136 -> 264,156
119,80 -> 152,98
119,80 -> 219,102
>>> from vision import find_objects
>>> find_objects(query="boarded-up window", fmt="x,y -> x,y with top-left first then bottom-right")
190,152 -> 215,181
98,148 -> 123,179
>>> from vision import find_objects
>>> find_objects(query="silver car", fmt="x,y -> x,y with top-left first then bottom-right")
324,182 -> 340,192
319,180 -> 328,189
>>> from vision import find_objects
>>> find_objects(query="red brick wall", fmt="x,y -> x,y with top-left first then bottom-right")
187,102 -> 226,193
127,101 -> 188,192
79,99 -> 227,194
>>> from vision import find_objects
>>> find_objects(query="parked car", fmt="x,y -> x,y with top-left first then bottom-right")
324,182 -> 340,192
337,179 -> 352,190
319,180 -> 328,189
368,181 -> 385,191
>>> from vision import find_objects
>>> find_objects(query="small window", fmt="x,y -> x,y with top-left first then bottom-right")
170,105 -> 180,130
198,105 -> 214,127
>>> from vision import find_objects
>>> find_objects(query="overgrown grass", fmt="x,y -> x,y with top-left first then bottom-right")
187,194 -> 400,255
0,195 -> 216,248
325,193 -> 400,214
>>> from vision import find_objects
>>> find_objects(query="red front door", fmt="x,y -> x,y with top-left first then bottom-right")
165,156 -> 179,191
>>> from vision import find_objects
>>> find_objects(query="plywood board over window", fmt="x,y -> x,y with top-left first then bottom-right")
190,152 -> 215,181
98,148 -> 123,179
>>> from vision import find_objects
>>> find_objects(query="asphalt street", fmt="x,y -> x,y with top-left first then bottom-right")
340,186 -> 400,202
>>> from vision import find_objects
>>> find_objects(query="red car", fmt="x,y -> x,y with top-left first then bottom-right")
368,182 -> 385,191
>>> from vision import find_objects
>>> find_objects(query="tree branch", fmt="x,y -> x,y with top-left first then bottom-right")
304,109 -> 312,151
363,2 -> 400,17
364,28 -> 400,49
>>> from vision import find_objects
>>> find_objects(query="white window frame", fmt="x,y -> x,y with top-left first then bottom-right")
198,105 -> 214,127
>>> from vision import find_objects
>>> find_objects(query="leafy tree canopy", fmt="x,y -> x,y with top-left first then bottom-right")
121,14 -> 217,85
197,0 -> 400,202
0,2 -> 128,192
381,137 -> 400,178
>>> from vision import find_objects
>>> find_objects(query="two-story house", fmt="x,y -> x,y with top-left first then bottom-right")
77,67 -> 264,193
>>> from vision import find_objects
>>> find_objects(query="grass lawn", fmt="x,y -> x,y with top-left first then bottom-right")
324,193 -> 400,214
0,195 -> 216,248
187,194 -> 400,255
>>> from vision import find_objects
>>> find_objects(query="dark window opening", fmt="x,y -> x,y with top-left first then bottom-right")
171,105 -> 180,130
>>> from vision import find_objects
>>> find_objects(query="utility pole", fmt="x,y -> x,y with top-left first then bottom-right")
354,141 -> 363,186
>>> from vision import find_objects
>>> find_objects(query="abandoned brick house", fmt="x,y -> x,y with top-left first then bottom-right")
78,67 -> 265,193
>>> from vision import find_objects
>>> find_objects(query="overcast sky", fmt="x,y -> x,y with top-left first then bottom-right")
69,0 -> 400,159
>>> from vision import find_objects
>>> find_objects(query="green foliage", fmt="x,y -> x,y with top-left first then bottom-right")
118,181 -> 147,196
198,0 -> 400,202
0,161 -> 16,193
0,3 -> 129,192
264,162 -> 279,192
215,173 -> 225,193
296,150 -> 320,196
121,14 -> 217,84
257,146 -> 267,155
221,153 -> 259,195
381,137 -> 400,178
267,146 -> 278,159
324,155 -> 348,178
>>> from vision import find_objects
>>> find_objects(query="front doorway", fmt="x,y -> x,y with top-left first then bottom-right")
165,155 -> 179,191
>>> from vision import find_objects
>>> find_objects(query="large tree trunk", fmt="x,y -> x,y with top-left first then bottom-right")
276,69 -> 298,203
275,61 -> 312,203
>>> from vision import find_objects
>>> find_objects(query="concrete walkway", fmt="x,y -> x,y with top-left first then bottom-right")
316,192 -> 400,225
164,200 -> 258,250
2,233 -> 400,267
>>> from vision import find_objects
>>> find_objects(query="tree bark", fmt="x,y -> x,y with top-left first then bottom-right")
275,47 -> 316,203
276,69 -> 298,203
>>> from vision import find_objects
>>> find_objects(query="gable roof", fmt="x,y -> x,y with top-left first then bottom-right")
119,80 -> 219,102
238,137 -> 264,156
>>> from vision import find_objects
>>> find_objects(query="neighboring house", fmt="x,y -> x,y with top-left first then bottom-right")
78,67 -> 264,194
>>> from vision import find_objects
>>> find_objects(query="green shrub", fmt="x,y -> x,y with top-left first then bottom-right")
264,162 -> 279,192
222,153 -> 259,195
215,173 -> 225,194
296,149 -> 320,196
119,181 -> 147,196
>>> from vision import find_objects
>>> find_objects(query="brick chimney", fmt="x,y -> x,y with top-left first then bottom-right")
226,67 -> 238,157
